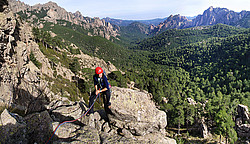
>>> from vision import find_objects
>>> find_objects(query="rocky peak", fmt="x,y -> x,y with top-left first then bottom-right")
9,0 -> 120,40
150,14 -> 190,35
73,10 -> 82,18
8,0 -> 30,12
40,1 -> 58,7
192,6 -> 249,26
165,14 -> 188,22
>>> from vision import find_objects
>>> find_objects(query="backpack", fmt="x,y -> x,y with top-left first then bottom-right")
103,70 -> 112,92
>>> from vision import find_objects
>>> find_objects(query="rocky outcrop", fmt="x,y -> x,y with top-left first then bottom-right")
236,104 -> 250,139
0,108 -> 53,143
75,50 -> 118,73
8,0 -> 120,40
0,86 -> 176,143
48,87 -> 175,143
108,87 -> 172,142
0,0 -> 47,111
237,104 -> 250,123
186,97 -> 210,138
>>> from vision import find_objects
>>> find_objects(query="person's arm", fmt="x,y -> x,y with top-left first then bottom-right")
94,75 -> 100,95
100,87 -> 107,92
95,84 -> 101,95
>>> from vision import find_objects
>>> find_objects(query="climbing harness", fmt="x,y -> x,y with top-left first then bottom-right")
45,89 -> 101,144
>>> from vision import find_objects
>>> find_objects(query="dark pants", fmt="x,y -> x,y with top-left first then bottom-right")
89,89 -> 111,114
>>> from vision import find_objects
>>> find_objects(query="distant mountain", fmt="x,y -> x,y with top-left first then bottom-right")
149,14 -> 191,35
150,6 -> 250,35
105,6 -> 250,37
102,17 -> 135,26
186,16 -> 196,20
192,6 -> 249,27
118,22 -> 150,46
103,17 -> 167,26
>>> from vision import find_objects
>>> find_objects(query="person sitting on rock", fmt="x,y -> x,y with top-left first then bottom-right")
88,67 -> 111,115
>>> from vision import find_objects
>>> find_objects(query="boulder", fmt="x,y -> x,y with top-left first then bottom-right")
49,101 -> 87,122
200,118 -> 210,138
0,109 -> 27,144
237,104 -> 250,123
236,104 -> 250,139
237,123 -> 250,138
24,110 -> 53,143
187,97 -> 197,105
107,86 -> 175,143
137,132 -> 177,144
109,87 -> 167,133
52,123 -> 101,144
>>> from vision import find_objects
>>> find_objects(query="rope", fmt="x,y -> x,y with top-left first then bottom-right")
45,89 -> 101,144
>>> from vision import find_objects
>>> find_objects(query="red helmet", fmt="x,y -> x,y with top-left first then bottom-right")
95,67 -> 103,74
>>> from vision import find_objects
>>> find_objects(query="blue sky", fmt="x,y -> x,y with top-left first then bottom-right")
20,0 -> 250,20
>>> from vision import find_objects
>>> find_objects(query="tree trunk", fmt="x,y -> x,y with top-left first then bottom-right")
178,121 -> 180,135
75,74 -> 78,97
220,135 -> 221,143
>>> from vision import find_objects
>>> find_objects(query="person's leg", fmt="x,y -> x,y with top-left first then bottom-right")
103,90 -> 111,114
88,90 -> 96,114
106,90 -> 111,108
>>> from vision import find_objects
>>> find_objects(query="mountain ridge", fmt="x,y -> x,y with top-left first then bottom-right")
9,0 -> 250,41
105,6 -> 250,36
9,0 -> 120,40
149,6 -> 250,35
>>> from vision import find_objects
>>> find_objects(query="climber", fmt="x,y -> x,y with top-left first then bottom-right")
88,67 -> 111,115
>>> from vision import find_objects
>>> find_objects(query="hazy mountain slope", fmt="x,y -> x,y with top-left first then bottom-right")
103,17 -> 167,26
133,24 -> 247,52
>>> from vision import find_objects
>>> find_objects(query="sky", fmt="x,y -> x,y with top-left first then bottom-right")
19,0 -> 250,20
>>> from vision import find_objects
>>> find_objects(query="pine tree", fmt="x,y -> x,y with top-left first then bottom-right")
214,107 -> 237,144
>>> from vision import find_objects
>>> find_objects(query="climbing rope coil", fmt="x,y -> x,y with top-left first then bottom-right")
45,90 -> 101,144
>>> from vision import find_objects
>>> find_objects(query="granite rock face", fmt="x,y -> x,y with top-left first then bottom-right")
0,0 -> 50,114
0,86 -> 176,143
107,86 -> 171,142
236,104 -> 250,139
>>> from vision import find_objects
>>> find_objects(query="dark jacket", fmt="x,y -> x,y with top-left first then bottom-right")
93,74 -> 110,90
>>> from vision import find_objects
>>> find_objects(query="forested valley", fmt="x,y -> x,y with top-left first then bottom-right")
123,24 -> 250,143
